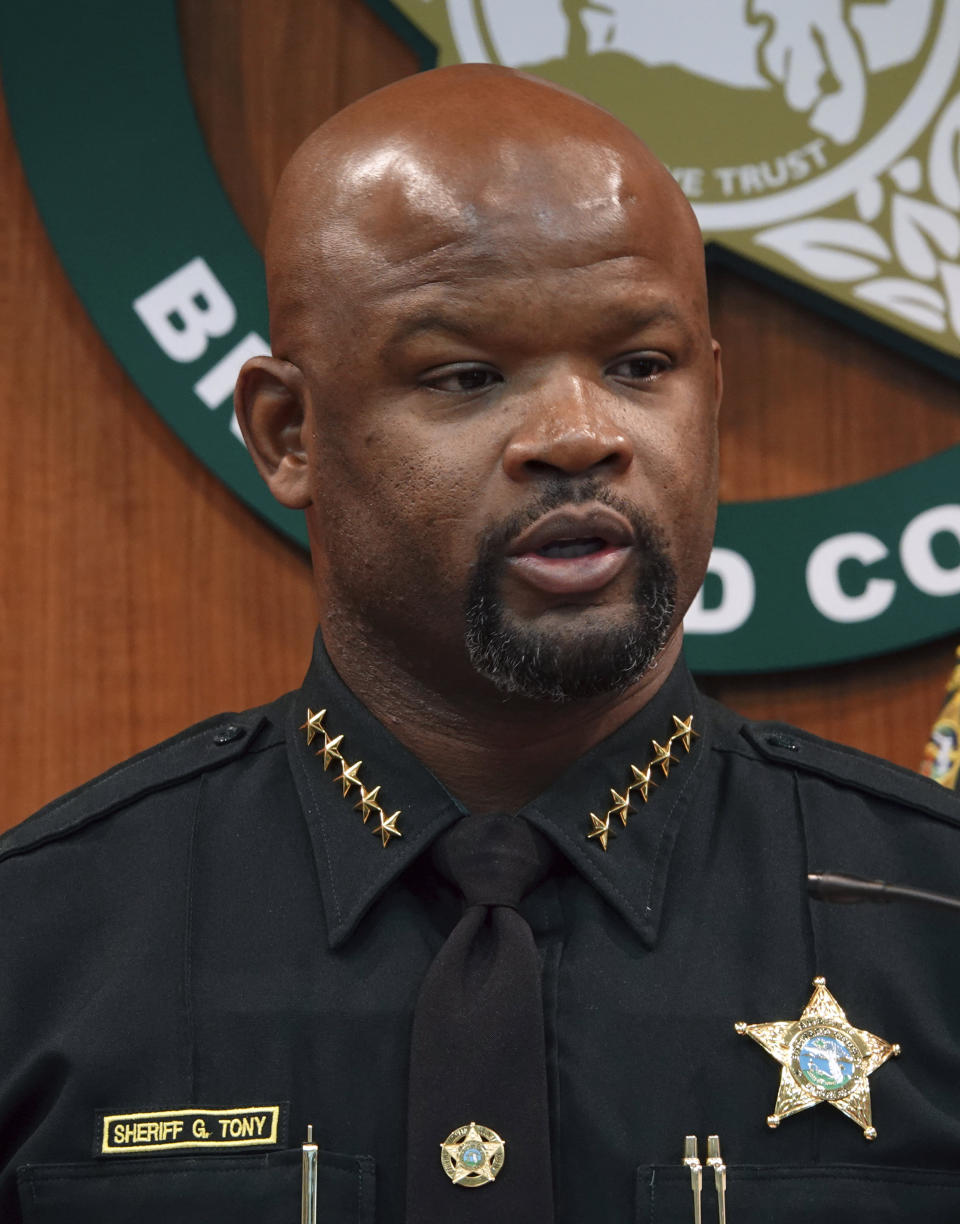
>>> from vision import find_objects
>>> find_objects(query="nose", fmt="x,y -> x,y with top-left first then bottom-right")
501,371 -> 634,482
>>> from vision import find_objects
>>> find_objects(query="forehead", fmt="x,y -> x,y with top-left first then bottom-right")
305,150 -> 703,340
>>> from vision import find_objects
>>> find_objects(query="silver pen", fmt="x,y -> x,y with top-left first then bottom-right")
683,1134 -> 702,1224
301,1124 -> 318,1224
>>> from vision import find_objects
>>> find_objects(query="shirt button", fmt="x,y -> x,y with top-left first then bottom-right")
765,731 -> 799,751
212,724 -> 246,745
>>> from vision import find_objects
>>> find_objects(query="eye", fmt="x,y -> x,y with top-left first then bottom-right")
606,353 -> 669,384
421,363 -> 503,394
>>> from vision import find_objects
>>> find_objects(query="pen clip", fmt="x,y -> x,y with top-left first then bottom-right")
706,1134 -> 726,1224
683,1134 -> 702,1224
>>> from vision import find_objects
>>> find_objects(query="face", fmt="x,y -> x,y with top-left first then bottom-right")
265,137 -> 720,702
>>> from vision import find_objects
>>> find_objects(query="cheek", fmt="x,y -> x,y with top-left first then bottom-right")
316,423 -> 484,578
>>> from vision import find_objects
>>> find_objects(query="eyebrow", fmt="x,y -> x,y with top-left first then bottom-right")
607,302 -> 693,336
382,299 -> 696,356
382,313 -> 477,355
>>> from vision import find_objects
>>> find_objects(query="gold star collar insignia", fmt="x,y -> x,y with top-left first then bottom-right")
440,1122 -> 505,1186
337,759 -> 363,797
300,708 -> 327,747
354,784 -> 382,823
736,977 -> 900,1139
650,738 -> 679,776
320,733 -> 344,770
302,707 -> 403,846
585,713 -> 694,850
587,812 -> 612,850
372,809 -> 402,847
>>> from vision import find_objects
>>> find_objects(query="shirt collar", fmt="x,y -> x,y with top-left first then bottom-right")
286,632 -> 710,949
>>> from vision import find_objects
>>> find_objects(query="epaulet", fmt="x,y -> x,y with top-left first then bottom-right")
0,704 -> 285,863
737,719 -> 960,829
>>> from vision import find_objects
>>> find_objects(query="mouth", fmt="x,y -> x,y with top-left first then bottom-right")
504,506 -> 635,596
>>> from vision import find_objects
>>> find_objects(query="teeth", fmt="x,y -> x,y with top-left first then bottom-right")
537,537 -> 606,559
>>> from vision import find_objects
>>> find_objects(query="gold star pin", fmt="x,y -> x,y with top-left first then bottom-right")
628,764 -> 657,802
736,977 -> 900,1139
650,738 -> 679,777
305,705 -> 402,846
440,1122 -> 505,1187
608,788 -> 632,827
354,784 -> 382,823
372,810 -> 402,847
318,733 -> 344,770
587,811 -> 613,850
671,714 -> 698,753
301,708 -> 327,747
337,759 -> 363,796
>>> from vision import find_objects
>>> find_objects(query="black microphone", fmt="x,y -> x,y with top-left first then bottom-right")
807,871 -> 960,914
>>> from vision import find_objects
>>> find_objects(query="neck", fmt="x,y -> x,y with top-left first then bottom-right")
321,622 -> 684,814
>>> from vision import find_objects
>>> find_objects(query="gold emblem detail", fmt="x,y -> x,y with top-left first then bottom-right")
736,976 -> 900,1139
302,707 -> 402,846
585,713 -> 695,848
440,1121 -> 505,1187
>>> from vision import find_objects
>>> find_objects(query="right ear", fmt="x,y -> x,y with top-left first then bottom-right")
234,355 -> 312,509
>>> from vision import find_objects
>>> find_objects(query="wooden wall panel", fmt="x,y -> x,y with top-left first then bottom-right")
1,0 -> 958,832
0,79 -> 318,826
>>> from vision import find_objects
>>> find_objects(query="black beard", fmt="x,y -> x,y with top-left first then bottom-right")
464,481 -> 678,702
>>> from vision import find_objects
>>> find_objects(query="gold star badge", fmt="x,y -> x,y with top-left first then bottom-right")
440,1122 -> 505,1186
736,977 -> 900,1139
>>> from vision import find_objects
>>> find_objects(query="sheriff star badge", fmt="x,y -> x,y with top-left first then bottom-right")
736,977 -> 900,1140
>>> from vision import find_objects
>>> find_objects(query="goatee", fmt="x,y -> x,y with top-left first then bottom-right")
464,482 -> 677,702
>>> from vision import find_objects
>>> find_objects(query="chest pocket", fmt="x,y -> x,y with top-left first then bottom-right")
17,1148 -> 374,1224
636,1163 -> 960,1222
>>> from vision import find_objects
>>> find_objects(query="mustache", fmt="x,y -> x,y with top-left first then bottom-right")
476,478 -> 658,558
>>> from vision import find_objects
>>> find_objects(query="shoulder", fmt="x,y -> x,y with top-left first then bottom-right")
0,698 -> 290,865
703,695 -> 960,831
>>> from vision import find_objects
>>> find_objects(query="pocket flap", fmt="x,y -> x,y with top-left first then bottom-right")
637,1163 -> 960,1223
18,1147 -> 374,1224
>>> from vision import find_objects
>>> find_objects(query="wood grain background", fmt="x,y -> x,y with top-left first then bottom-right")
2,0 -> 959,830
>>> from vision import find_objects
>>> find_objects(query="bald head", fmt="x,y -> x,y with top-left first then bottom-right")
265,65 -> 706,358
236,64 -> 721,714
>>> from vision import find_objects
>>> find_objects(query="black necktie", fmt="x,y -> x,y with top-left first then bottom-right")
405,813 -> 557,1223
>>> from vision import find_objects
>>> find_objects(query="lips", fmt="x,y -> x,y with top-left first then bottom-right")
504,505 -> 635,596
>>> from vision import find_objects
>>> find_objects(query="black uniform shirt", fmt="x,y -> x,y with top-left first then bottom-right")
4,636 -> 960,1222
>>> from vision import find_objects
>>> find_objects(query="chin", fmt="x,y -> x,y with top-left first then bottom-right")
465,598 -> 676,704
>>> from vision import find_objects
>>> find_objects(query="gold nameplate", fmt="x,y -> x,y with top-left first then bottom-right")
100,1105 -> 282,1155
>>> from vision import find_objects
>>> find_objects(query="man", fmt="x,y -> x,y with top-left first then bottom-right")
3,65 -> 960,1223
